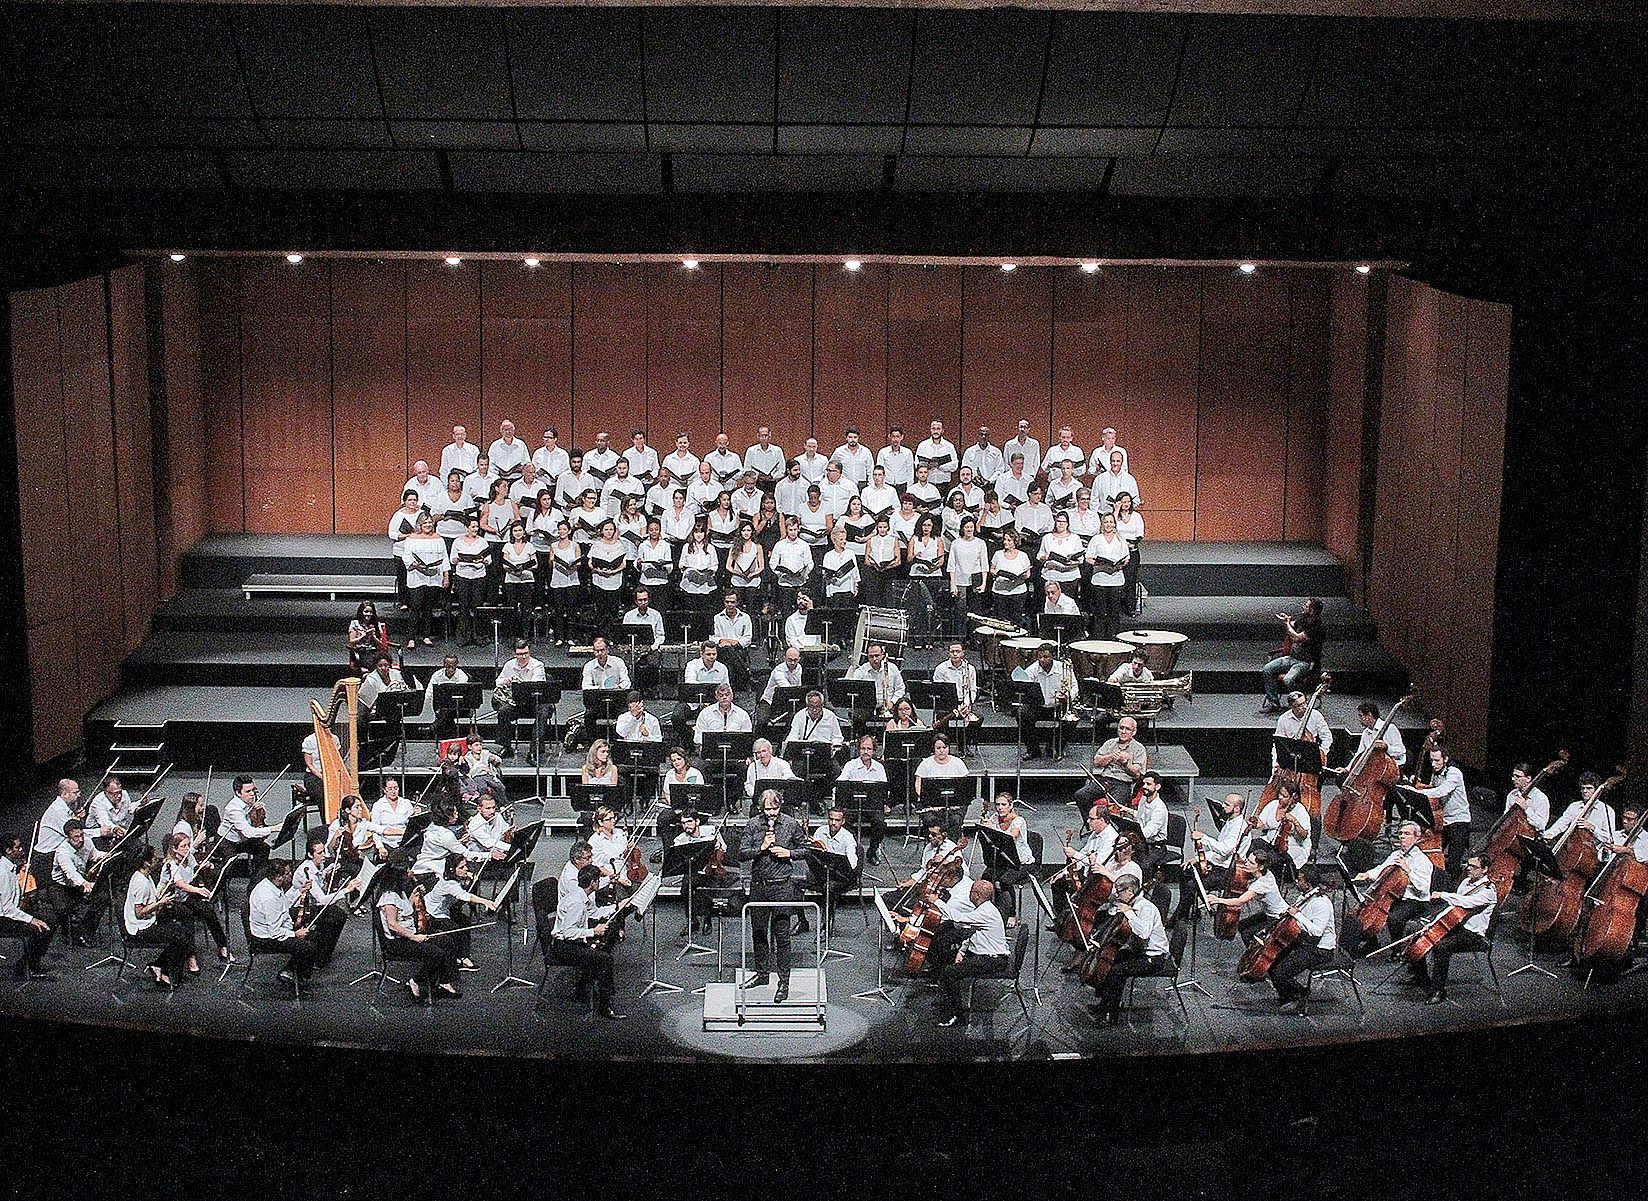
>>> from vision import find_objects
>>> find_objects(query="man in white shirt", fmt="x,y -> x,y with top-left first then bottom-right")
1078,717 -> 1148,805
47,820 -> 106,945
29,778 -> 82,913
744,738 -> 798,808
1090,876 -> 1169,1023
931,878 -> 1010,1029
674,643 -> 730,745
818,460 -> 858,517
555,451 -> 597,511
686,461 -> 722,515
548,861 -> 629,1020
1,833 -> 52,978
1107,651 -> 1155,687
947,467 -> 984,514
1003,420 -> 1041,481
694,683 -> 752,750
996,453 -> 1032,509
496,638 -> 552,760
1274,691 -> 1333,764
248,859 -> 318,983
1087,427 -> 1129,475
961,426 -> 1005,485
1414,744 -> 1471,876
832,426 -> 875,485
581,636 -> 631,691
584,430 -> 619,482
402,461 -> 442,510
705,432 -> 744,486
756,646 -> 804,731
785,691 -> 846,765
917,421 -> 958,485
1042,426 -> 1084,478
488,420 -> 529,481
931,642 -> 982,752
424,653 -> 471,742
510,461 -> 550,509
731,473 -> 765,519
1267,861 -> 1338,1010
1343,701 -> 1406,771
614,692 -> 662,743
1504,762 -> 1551,833
463,453 -> 499,506
357,655 -> 408,723
1546,772 -> 1619,848
809,805 -> 861,902
795,437 -> 829,485
712,592 -> 755,689
600,457 -> 643,516
1042,580 -> 1080,616
614,430 -> 655,488
860,465 -> 899,521
620,588 -> 666,648
1343,821 -> 1434,958
1410,852 -> 1497,1004
441,425 -> 481,481
774,462 -> 809,519
660,433 -> 699,489
533,427 -> 570,480
744,426 -> 786,484
782,589 -> 816,650
222,773 -> 280,879
876,425 -> 915,488
86,776 -> 135,844
1016,642 -> 1070,760
849,642 -> 907,714
837,734 -> 890,864
1094,451 -> 1140,513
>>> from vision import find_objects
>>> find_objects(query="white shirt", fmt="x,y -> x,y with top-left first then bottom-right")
1435,877 -> 1497,937
916,754 -> 969,787
0,856 -> 32,922
249,877 -> 296,941
1124,894 -> 1170,956
467,812 -> 512,854
931,659 -> 978,709
584,446 -> 620,480
784,611 -> 813,650
1085,533 -> 1129,586
1199,814 -> 1249,869
713,610 -> 753,647
402,474 -> 442,510
556,470 -> 599,510
441,440 -> 480,480
1020,659 -> 1064,707
552,883 -> 616,941
1108,663 -> 1154,686
832,444 -> 875,485
52,841 -> 99,888
533,443 -> 571,480
615,709 -> 662,742
1274,708 -> 1333,761
787,707 -> 845,748
414,822 -> 478,876
622,444 -> 659,483
683,659 -> 729,688
1002,436 -> 1040,479
1417,765 -> 1470,826
1548,798 -> 1618,846
838,757 -> 888,789
1351,723 -> 1407,768
1505,785 -> 1550,832
424,667 -> 471,705
1042,442 -> 1085,476
915,438 -> 958,484
35,797 -> 76,856
1296,892 -> 1338,950
849,659 -> 907,706
222,796 -> 279,846
488,436 -> 529,478
1135,794 -> 1169,844
961,442 -> 1004,483
370,797 -> 411,847
587,830 -> 629,883
770,539 -> 814,586
694,703 -> 753,746
1249,871 -> 1290,918
1087,442 -> 1129,475
1042,591 -> 1079,616
1095,468 -> 1141,511
1368,846 -> 1433,901
795,452 -> 829,485
949,537 -> 988,587
87,790 -> 136,837
357,666 -> 407,711
581,657 -> 631,691
861,483 -> 900,520
996,470 -> 1031,510
124,870 -> 159,936
952,898 -> 1010,957
497,656 -> 547,692
774,476 -> 809,518
876,444 -> 916,488
809,821 -> 859,871
762,661 -> 805,704
744,442 -> 787,481
745,756 -> 797,798
1258,798 -> 1312,867
819,477 -> 858,518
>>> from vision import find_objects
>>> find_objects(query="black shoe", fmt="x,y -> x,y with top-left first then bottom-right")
938,1013 -> 967,1029
795,917 -> 811,934
867,850 -> 881,866
774,981 -> 789,1002
741,971 -> 766,989
571,985 -> 590,1003
650,850 -> 664,865
599,1006 -> 627,1021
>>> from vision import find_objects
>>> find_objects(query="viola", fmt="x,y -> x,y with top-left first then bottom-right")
1324,694 -> 1416,844
1522,767 -> 1628,940
1190,807 -> 1211,878
1260,675 -> 1333,819
1574,801 -> 1648,969
1238,886 -> 1328,982
1403,875 -> 1503,963
411,884 -> 432,935
1482,751 -> 1569,894
1354,860 -> 1412,938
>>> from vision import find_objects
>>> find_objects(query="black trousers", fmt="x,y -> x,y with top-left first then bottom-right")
990,591 -> 1028,631
130,919 -> 194,975
939,951 -> 1009,1015
1269,941 -> 1334,999
225,839 -> 271,884
385,933 -> 457,986
548,937 -> 614,1007
408,585 -> 440,641
1443,823 -> 1472,880
307,909 -> 349,969
1091,583 -> 1127,639
1343,898 -> 1427,958
1095,948 -> 1169,1013
46,881 -> 95,944
1414,927 -> 1489,990
495,701 -> 550,754
748,879 -> 800,984
1018,704 -> 1058,757
452,575 -> 486,644
180,895 -> 229,953
1,915 -> 50,973
430,913 -> 474,961
250,933 -> 319,979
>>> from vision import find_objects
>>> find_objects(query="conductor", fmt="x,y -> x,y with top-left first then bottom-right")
740,789 -> 809,1002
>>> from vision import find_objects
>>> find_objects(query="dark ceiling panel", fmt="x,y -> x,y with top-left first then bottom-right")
908,11 -> 1052,127
643,9 -> 777,124
1037,13 -> 1185,128
1297,20 -> 1456,129
368,9 -> 514,121
1168,16 -> 1323,128
391,121 -> 522,150
672,153 -> 884,193
648,124 -> 772,154
1442,23 -> 1548,129
903,127 -> 1032,156
262,120 -> 393,149
234,7 -> 384,121
1029,127 -> 1157,156
505,10 -> 645,123
5,148 -> 222,190
895,155 -> 1108,192
0,118 -> 265,150
225,149 -> 444,191
776,9 -> 914,124
1335,157 -> 1442,195
447,151 -> 660,194
1109,155 -> 1324,196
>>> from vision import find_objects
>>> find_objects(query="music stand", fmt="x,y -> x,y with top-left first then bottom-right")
614,739 -> 668,813
828,677 -> 879,732
971,822 -> 1021,887
618,620 -> 658,678
1510,833 -> 1562,980
662,838 -> 718,958
486,856 -> 535,993
511,681 -> 559,782
432,681 -> 482,740
377,689 -> 427,796
785,741 -> 839,810
833,781 -> 889,886
856,890 -> 899,1006
766,685 -> 809,733
921,774 -> 977,834
803,845 -> 856,960
885,728 -> 936,841
272,806 -> 306,853
1272,735 -> 1325,779
1387,785 -> 1438,833
1037,612 -> 1086,653
698,730 -> 754,813
567,783 -> 618,836
677,681 -> 722,724
581,688 -> 626,747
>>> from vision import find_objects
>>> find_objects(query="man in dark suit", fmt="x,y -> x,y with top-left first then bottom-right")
739,789 -> 810,1002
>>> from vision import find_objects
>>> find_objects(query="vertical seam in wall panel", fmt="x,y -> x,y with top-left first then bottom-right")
329,263 -> 338,533
102,273 -> 127,652
956,270 -> 965,431
1192,275 -> 1204,539
718,266 -> 726,431
568,265 -> 577,443
238,267 -> 247,532
403,266 -> 411,484
807,266 -> 816,436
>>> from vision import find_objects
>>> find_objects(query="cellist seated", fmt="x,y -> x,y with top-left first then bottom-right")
1341,821 -> 1433,959
1088,877 -> 1170,1026
1051,804 -> 1116,928
1206,844 -> 1289,943
1409,853 -> 1496,1004
1267,863 -> 1338,1013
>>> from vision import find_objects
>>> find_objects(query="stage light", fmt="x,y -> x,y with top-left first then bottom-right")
445,256 -> 462,266
524,258 -> 540,268
682,259 -> 699,270
1356,264 -> 1372,275
1080,262 -> 1100,274
1239,262 -> 1257,274
169,253 -> 185,263
1000,263 -> 1016,272
844,260 -> 862,272
286,254 -> 303,264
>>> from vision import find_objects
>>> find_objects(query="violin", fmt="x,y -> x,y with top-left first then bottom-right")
1238,886 -> 1328,982
1323,694 -> 1416,844
1482,751 -> 1569,893
1260,675 -> 1333,819
1190,807 -> 1211,878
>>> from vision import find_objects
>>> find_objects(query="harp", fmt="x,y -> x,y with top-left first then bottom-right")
309,676 -> 361,825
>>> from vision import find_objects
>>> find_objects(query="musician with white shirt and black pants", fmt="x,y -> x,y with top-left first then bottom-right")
1342,823 -> 1434,959
248,859 -> 318,985
1090,877 -> 1170,1025
2,832 -> 51,978
1267,862 -> 1338,1010
495,639 -> 552,762
1410,853 -> 1497,1004
550,863 -> 628,1018
124,843 -> 194,988
934,879 -> 1010,1029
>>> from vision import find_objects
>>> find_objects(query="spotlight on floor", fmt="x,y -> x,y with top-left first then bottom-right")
286,254 -> 303,264
1239,262 -> 1257,274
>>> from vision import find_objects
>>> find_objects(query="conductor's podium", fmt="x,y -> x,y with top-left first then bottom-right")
703,968 -> 828,1033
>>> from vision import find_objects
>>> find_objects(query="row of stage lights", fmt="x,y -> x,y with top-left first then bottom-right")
167,254 -> 1376,276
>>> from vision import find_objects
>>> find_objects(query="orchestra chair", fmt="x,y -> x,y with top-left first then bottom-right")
1302,947 -> 1365,1015
1439,911 -> 1506,1009
1152,813 -> 1187,913
239,896 -> 302,1002
1123,922 -> 1192,1021
966,921 -> 1033,1025
106,916 -> 144,992
530,877 -> 596,1013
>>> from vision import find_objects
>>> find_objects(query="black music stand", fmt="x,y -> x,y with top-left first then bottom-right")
614,739 -> 668,812
699,730 -> 754,814
1511,833 -> 1563,980
376,689 -> 426,796
1272,735 -> 1325,779
971,822 -> 1021,888
678,681 -> 722,713
1009,679 -> 1062,760
828,677 -> 879,732
488,833 -> 540,993
803,844 -> 856,960
766,685 -> 809,733
885,727 -> 936,841
619,620 -> 659,686
663,838 -> 718,959
767,777 -> 814,819
511,681 -> 560,778
432,681 -> 482,741
1037,612 -> 1086,653
567,783 -> 618,836
785,741 -> 839,811
1387,785 -> 1438,833
580,688 -> 626,748
919,774 -> 977,832
663,782 -> 713,832
833,780 -> 889,886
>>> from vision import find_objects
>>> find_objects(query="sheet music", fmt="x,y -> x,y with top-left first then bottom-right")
872,889 -> 901,936
628,872 -> 663,916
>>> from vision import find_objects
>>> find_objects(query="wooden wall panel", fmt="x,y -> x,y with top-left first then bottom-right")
644,263 -> 721,450
240,259 -> 332,532
1284,274 -> 1329,543
571,265 -> 647,451
1123,271 -> 1200,532
27,619 -> 81,761
158,264 -> 207,599
813,266 -> 887,451
333,260 -> 409,533
1051,271 -> 1127,455
481,261 -> 573,447
887,267 -> 962,436
197,259 -> 244,532
1324,274 -> 1369,599
1424,292 -> 1469,680
723,264 -> 813,454
9,287 -> 71,632
109,265 -> 156,654
407,262 -> 480,470
961,267 -> 1052,443
1196,273 -> 1291,540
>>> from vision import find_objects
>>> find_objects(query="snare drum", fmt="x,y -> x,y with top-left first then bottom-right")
1117,629 -> 1189,674
1001,636 -> 1046,673
1069,638 -> 1132,682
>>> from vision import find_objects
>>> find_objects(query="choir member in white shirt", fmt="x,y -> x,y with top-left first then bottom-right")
533,427 -> 571,481
702,433 -> 743,486
441,425 -> 481,481
555,453 -> 599,513
832,427 -> 875,485
770,521 -> 815,612
1088,877 -> 1170,1023
509,461 -> 550,510
378,867 -> 461,1001
1084,514 -> 1130,638
995,453 -> 1032,511
1094,450 -> 1139,512
1003,420 -> 1041,481
1504,762 -> 1551,833
548,862 -> 630,1019
961,426 -> 1005,486
849,642 -> 907,715
1088,427 -> 1128,475
388,490 -> 424,609
621,429 -> 657,485
1042,427 -> 1084,477
658,434 -> 698,490
600,457 -> 643,517
818,461 -> 858,520
876,425 -> 916,489
836,735 -> 889,863
774,460 -> 809,519
248,859 -> 318,984
731,473 -> 766,519
745,738 -> 798,809
1409,852 -> 1498,1004
487,420 -> 529,482
1,832 -> 51,978
1342,822 -> 1434,957
495,638 -> 552,760
712,592 -> 755,689
584,430 -> 619,483
463,453 -> 499,507
1413,744 -> 1471,876
794,438 -> 829,485
917,421 -> 959,485
948,516 -> 989,628
124,843 -> 194,988
1045,460 -> 1081,512
860,465 -> 900,523
744,426 -> 787,484
1265,862 -> 1338,1009
447,517 -> 492,646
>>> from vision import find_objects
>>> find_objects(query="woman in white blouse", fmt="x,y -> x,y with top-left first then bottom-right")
989,527 -> 1032,631
1067,488 -> 1102,541
677,527 -> 721,613
840,495 -> 875,553
570,489 -> 606,546
528,490 -> 564,581
582,739 -> 619,785
1085,513 -> 1131,639
727,521 -> 767,618
636,517 -> 675,599
500,520 -> 537,641
403,513 -> 448,647
479,478 -> 519,597
706,490 -> 740,556
1038,511 -> 1085,606
1111,491 -> 1145,617
447,516 -> 493,647
822,526 -> 860,603
586,518 -> 629,627
661,489 -> 696,552
546,517 -> 582,647
1013,483 -> 1053,560
940,489 -> 970,543
948,516 -> 989,637
978,490 -> 1013,553
797,484 -> 833,557
907,514 -> 947,646
862,513 -> 902,608
661,746 -> 705,804
616,495 -> 647,560
891,494 -> 920,549
388,489 -> 423,610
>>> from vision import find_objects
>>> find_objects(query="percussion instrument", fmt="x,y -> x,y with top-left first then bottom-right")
852,605 -> 911,664
1069,639 -> 1132,682
974,625 -> 1018,668
1116,629 -> 1188,674
1000,636 -> 1045,674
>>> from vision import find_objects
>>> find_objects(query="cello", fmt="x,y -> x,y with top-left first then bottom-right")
1401,873 -> 1505,964
1238,886 -> 1329,982
1404,722 -> 1449,871
897,836 -> 970,975
1573,802 -> 1648,971
1210,801 -> 1257,940
1323,694 -> 1416,844
1481,752 -> 1569,893
1521,768 -> 1628,940
1260,675 -> 1333,820
1351,858 -> 1411,940
1077,908 -> 1133,991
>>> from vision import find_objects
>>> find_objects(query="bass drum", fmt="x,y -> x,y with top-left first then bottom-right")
1069,639 -> 1132,682
1000,636 -> 1046,674
1117,629 -> 1189,675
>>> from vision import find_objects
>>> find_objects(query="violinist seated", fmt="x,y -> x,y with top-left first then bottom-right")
1174,793 -> 1250,927
86,776 -> 135,851
368,779 -> 412,859
1272,690 -> 1333,765
123,843 -> 194,990
673,811 -> 727,937
157,831 -> 233,969
1341,821 -> 1433,959
456,733 -> 508,809
47,819 -> 108,947
1266,862 -> 1338,1013
548,863 -> 630,1020
1545,772 -> 1618,849
1052,804 -> 1119,924
378,868 -> 461,1003
327,795 -> 377,869
1088,877 -> 1171,1027
1076,718 -> 1149,808
980,792 -> 1033,920
291,833 -> 365,971
1206,845 -> 1290,943
465,795 -> 516,881
412,798 -> 488,888
805,805 -> 860,930
221,774 -> 281,882
1,833 -> 52,979
1410,853 -> 1497,1005
424,852 -> 501,972
1255,778 -> 1313,871
933,879 -> 1011,1030
248,859 -> 319,986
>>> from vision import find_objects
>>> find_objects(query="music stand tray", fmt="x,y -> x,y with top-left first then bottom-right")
833,781 -> 890,824
663,782 -> 714,821
699,730 -> 754,770
1388,785 -> 1437,831
970,823 -> 1021,877
883,728 -> 936,766
1037,612 -> 1086,647
921,777 -> 977,821
432,682 -> 483,721
1271,735 -> 1325,775
677,682 -> 722,711
567,782 -> 618,819
1517,833 -> 1563,880
766,685 -> 810,725
619,621 -> 659,653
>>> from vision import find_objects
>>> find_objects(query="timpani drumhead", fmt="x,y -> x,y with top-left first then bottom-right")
1001,635 -> 1046,672
1069,639 -> 1132,681
1117,629 -> 1189,673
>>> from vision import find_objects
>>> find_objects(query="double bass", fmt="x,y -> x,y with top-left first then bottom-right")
1238,886 -> 1329,982
1323,694 -> 1416,844
1405,722 -> 1449,870
1481,752 -> 1570,895
1209,800 -> 1257,940
1260,675 -> 1333,820
1573,802 -> 1648,970
1521,768 -> 1628,940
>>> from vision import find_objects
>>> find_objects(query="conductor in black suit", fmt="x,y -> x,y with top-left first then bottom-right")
740,789 -> 809,1002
